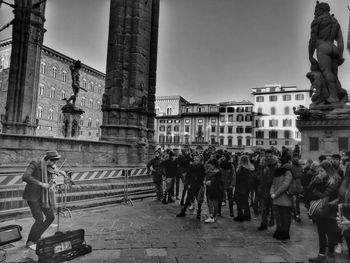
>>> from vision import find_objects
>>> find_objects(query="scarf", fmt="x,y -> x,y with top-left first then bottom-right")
41,158 -> 56,208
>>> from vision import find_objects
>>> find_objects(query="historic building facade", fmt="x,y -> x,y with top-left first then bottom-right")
0,39 -> 105,140
155,97 -> 254,152
252,84 -> 311,149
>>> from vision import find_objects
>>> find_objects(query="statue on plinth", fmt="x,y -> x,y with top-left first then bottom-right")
307,1 -> 348,109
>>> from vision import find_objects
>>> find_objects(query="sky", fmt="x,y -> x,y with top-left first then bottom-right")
1,0 -> 350,104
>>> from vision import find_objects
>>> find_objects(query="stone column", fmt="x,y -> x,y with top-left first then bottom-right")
101,0 -> 159,164
1,0 -> 46,135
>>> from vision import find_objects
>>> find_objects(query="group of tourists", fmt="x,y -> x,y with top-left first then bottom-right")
147,146 -> 350,263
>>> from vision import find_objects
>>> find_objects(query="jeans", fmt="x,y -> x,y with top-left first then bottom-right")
154,181 -> 163,200
218,188 -> 234,215
292,195 -> 301,216
206,194 -> 219,217
163,177 -> 175,200
315,217 -> 338,254
27,200 -> 55,243
261,197 -> 274,226
273,205 -> 292,237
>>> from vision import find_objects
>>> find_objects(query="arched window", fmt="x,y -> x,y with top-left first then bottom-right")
39,84 -> 44,96
81,97 -> 86,107
237,136 -> 243,147
89,99 -> 93,108
96,120 -> 100,128
246,136 -> 251,146
82,79 -> 87,90
98,84 -> 102,93
62,71 -> 67,82
271,107 -> 276,115
284,106 -> 290,115
155,107 -> 160,115
88,118 -> 92,127
49,109 -> 54,120
49,87 -> 55,98
52,67 -> 57,78
37,106 -> 43,118
97,101 -> 101,110
166,107 -> 172,115
41,62 -> 46,74
61,90 -> 66,99
90,82 -> 94,91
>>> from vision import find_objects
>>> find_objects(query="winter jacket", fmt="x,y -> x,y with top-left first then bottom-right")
187,163 -> 206,191
258,156 -> 279,198
147,157 -> 164,183
236,166 -> 253,195
205,169 -> 224,199
270,165 -> 293,207
162,158 -> 178,178
220,161 -> 236,189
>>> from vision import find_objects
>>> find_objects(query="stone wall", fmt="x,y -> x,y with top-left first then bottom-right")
0,134 -> 133,167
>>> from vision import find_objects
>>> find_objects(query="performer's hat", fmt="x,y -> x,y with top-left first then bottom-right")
45,151 -> 61,160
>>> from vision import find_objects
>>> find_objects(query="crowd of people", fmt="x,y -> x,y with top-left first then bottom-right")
147,146 -> 350,263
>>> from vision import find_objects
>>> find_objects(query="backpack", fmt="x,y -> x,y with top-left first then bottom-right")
286,174 -> 303,197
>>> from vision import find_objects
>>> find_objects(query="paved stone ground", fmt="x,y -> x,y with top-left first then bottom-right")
1,198 -> 349,263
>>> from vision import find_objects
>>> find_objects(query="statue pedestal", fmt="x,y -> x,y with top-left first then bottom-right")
296,118 -> 350,160
61,104 -> 84,138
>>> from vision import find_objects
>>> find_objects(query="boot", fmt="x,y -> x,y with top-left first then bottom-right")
176,209 -> 186,217
308,254 -> 327,263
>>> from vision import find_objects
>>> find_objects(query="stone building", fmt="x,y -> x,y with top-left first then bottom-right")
155,96 -> 254,152
252,84 -> 311,149
0,39 -> 105,140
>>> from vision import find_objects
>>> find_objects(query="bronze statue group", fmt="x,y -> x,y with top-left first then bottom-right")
147,146 -> 350,263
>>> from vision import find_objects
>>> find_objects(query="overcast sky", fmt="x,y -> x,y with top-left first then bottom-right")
1,0 -> 349,104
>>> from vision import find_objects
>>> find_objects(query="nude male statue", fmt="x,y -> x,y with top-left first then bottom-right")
308,1 -> 347,105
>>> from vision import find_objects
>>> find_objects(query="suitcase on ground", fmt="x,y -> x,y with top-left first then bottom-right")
36,229 -> 92,263
0,225 -> 22,246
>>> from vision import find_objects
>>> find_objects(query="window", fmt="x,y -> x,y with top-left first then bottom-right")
228,115 -> 234,122
228,126 -> 233,133
256,131 -> 264,139
198,107 -> 202,113
185,136 -> 189,144
96,120 -> 100,127
160,120 -> 166,123
284,130 -> 290,139
295,131 -> 301,139
269,130 -> 278,139
98,85 -> 102,94
256,119 -> 264,128
185,107 -> 189,113
52,67 -> 57,78
48,126 -> 52,131
81,97 -> 86,107
270,87 -> 276,92
295,94 -> 304,100
227,107 -> 234,113
245,126 -> 252,133
257,107 -> 262,114
174,126 -> 180,132
39,84 -> 44,96
246,137 -> 251,146
245,115 -> 253,121
228,137 -> 233,146
167,126 -> 172,132
82,79 -> 87,90
284,106 -> 290,115
285,141 -> 290,146
166,135 -> 173,144
236,126 -> 244,133
283,119 -> 292,127
211,119 -> 216,123
211,126 -> 216,133
37,107 -> 43,118
220,116 -> 225,122
211,137 -> 216,144
269,95 -> 277,101
237,136 -> 242,147
79,119 -> 84,126
270,107 -> 276,115
41,62 -> 46,74
256,140 -> 264,145
61,90 -> 66,99
198,119 -> 203,123
245,107 -> 252,112
159,135 -> 165,143
88,118 -> 92,127
283,95 -> 291,101
310,137 -> 319,151
256,96 -> 264,102
48,109 -> 54,120
219,107 -> 226,113
88,132 -> 92,137
174,135 -> 180,143
185,119 -> 190,124
185,126 -> 189,133
166,107 -> 172,115
90,82 -> 94,91
89,99 -> 93,108
220,126 -> 225,133
220,137 -> 224,146
339,137 -> 349,151
155,107 -> 160,115
269,140 -> 277,145
62,71 -> 67,82
269,119 -> 278,127
97,101 -> 101,110
49,87 -> 55,98
237,115 -> 243,122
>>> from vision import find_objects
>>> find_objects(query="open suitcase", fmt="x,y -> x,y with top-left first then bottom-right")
36,229 -> 92,263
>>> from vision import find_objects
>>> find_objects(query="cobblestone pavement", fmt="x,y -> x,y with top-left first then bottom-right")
1,198 -> 349,263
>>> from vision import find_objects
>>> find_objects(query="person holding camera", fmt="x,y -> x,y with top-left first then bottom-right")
22,151 -> 62,248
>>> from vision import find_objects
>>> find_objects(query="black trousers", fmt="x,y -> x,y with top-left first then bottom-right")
343,228 -> 350,260
261,197 -> 274,225
218,188 -> 234,215
314,216 -> 338,254
235,193 -> 251,219
272,205 -> 291,237
183,187 -> 202,212
27,200 -> 55,243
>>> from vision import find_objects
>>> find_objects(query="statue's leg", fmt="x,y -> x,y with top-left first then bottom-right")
317,52 -> 339,103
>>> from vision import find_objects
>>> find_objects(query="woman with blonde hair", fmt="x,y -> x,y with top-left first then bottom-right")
308,161 -> 341,263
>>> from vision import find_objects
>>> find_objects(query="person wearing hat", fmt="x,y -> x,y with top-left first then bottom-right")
22,150 -> 61,248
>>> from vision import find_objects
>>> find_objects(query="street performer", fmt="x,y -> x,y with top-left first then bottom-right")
22,150 -> 62,248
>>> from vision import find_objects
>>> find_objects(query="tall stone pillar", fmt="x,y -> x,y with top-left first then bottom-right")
101,0 -> 159,164
1,0 -> 46,135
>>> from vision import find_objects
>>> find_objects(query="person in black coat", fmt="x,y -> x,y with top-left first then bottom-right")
176,155 -> 205,219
